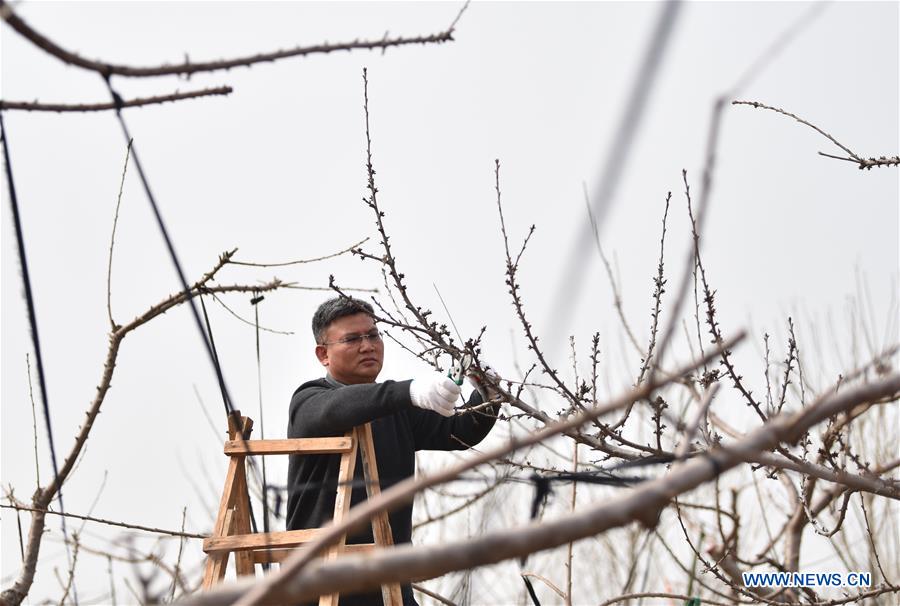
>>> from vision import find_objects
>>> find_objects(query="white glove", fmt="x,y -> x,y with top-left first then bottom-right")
409,373 -> 461,417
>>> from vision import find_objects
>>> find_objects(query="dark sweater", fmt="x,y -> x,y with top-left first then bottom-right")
286,376 -> 498,606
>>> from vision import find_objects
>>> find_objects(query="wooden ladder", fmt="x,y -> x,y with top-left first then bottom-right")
201,410 -> 403,606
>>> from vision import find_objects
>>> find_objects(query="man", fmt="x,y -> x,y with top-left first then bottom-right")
287,296 -> 498,605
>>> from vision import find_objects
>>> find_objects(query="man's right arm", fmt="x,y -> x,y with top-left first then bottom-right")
288,380 -> 413,437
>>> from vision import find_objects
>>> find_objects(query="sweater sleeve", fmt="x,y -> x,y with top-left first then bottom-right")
288,379 -> 413,437
408,389 -> 499,451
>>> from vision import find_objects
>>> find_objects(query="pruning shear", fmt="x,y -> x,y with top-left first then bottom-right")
448,352 -> 473,386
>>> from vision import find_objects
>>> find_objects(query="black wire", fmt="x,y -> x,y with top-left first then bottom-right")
102,75 -> 271,553
1,110 -> 78,604
198,293 -> 260,536
101,75 -> 238,423
522,575 -> 542,606
15,509 -> 25,561
100,75 -> 279,553
198,292 -> 230,411
520,468 -> 651,522
281,468 -> 650,506
515,460 -> 661,592
528,475 -> 551,521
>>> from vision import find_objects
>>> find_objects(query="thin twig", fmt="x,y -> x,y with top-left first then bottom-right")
282,283 -> 377,293
26,354 -> 40,488
411,583 -> 458,606
412,479 -> 503,530
228,237 -> 368,267
107,555 -> 116,606
0,504 -> 206,539
495,159 -> 581,409
648,92 -> 727,390
0,87 -> 232,112
636,191 -> 672,385
56,532 -> 80,606
566,442 -> 578,606
203,289 -> 293,335
858,493 -> 891,586
169,507 -> 188,603
521,572 -> 566,599
789,318 -> 807,406
123,578 -> 143,606
583,183 -> 643,355
675,383 -> 720,460
776,318 -> 798,413
599,592 -> 735,606
684,169 -> 766,421
107,138 -> 132,330
764,332 -> 774,414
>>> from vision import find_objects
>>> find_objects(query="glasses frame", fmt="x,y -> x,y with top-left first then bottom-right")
319,329 -> 383,347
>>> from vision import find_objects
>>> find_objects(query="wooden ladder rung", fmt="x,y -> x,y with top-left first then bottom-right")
205,528 -> 379,555
251,543 -> 375,564
223,437 -> 353,455
204,528 -> 318,553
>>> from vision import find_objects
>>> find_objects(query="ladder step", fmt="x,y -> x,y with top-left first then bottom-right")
223,437 -> 353,455
251,543 -> 374,564
204,529 -> 380,554
204,529 -> 318,553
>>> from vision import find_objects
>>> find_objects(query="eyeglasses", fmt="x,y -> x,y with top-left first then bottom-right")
320,330 -> 383,347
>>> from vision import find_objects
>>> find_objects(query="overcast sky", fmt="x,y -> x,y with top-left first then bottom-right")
2,1 -> 898,603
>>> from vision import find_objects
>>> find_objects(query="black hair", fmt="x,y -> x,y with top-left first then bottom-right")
311,296 -> 375,344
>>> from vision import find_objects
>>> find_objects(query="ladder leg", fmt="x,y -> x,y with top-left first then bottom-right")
202,413 -> 253,588
202,508 -> 235,588
233,464 -> 256,577
202,455 -> 243,588
359,423 -> 403,606
319,430 -> 358,606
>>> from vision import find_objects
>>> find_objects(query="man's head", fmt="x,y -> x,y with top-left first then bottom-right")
312,297 -> 383,384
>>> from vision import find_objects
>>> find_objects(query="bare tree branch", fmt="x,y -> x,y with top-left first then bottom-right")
733,100 -> 899,170
0,1 -> 463,78
0,87 -> 233,112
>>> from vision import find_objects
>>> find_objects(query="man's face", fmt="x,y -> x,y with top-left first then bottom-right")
315,313 -> 384,384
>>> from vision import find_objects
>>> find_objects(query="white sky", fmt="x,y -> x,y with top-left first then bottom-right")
1,1 -> 898,603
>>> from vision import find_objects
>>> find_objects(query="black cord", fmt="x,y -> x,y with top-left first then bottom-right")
101,75 -> 238,422
522,575 -> 542,606
198,293 -> 261,536
0,110 -> 78,605
514,464 -> 659,605
102,74 -> 272,553
198,292 -> 230,410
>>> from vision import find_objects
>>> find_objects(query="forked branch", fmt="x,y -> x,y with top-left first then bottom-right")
733,100 -> 899,170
